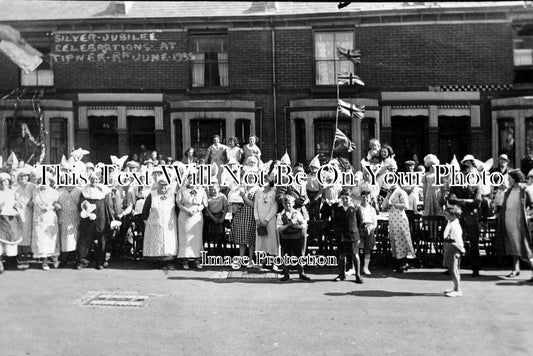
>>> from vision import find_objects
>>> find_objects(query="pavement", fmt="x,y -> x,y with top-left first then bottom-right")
1,261 -> 533,356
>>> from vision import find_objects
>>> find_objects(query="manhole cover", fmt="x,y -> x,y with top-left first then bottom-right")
80,292 -> 150,307
212,271 -> 280,281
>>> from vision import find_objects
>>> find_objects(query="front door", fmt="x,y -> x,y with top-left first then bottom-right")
89,115 -> 119,164
391,115 -> 428,167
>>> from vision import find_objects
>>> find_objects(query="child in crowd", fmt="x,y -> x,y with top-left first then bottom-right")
277,194 -> 310,281
443,205 -> 465,297
359,190 -> 378,275
333,189 -> 364,284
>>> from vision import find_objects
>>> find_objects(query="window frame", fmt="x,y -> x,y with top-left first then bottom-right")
313,29 -> 356,87
189,31 -> 229,89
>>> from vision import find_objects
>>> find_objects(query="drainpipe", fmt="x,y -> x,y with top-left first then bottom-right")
271,19 -> 278,158
256,107 -> 263,145
284,105 -> 289,154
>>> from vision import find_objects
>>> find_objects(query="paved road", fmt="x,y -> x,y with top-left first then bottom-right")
1,263 -> 532,356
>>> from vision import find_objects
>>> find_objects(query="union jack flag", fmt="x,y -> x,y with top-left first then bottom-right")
334,128 -> 356,152
338,99 -> 365,120
336,47 -> 361,64
337,72 -> 365,86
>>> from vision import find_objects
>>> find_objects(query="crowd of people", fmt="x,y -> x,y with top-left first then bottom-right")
1,134 -> 533,295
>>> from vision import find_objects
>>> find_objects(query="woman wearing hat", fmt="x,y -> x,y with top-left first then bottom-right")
14,166 -> 36,269
31,171 -> 61,270
495,169 -> 533,280
422,154 -> 444,217
141,177 -> 178,267
176,173 -> 208,269
0,172 -> 22,273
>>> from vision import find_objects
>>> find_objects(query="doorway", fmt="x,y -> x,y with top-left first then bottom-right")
391,115 -> 428,166
89,115 -> 119,164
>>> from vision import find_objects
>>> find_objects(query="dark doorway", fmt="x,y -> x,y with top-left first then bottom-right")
294,119 -> 306,165
128,116 -> 155,156
89,115 -> 118,164
438,116 -> 469,164
391,115 -> 428,166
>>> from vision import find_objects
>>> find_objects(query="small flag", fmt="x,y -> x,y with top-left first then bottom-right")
0,25 -> 43,73
338,99 -> 365,120
336,46 -> 361,64
334,128 -> 356,152
338,72 -> 365,86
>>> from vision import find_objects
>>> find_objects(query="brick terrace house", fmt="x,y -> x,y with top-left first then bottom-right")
0,1 -> 532,170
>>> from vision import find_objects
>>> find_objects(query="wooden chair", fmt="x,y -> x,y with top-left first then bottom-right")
419,216 -> 447,268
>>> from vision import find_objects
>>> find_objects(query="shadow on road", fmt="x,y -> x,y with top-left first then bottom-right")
324,290 -> 443,297
495,280 -> 533,287
385,270 -> 502,282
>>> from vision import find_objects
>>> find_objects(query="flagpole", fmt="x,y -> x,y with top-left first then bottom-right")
330,72 -> 340,161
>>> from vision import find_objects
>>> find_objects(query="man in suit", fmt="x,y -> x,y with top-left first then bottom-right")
447,154 -> 482,277
332,189 -> 364,283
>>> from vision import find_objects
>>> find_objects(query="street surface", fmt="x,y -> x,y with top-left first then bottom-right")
1,263 -> 532,355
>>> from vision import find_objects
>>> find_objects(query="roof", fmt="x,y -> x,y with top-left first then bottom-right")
0,1 -> 527,21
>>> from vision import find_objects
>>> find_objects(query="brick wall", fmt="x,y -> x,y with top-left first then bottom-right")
0,18 -> 519,164
355,23 -> 514,91
52,31 -> 190,90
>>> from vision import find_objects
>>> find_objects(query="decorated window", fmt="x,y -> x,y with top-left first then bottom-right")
191,35 -> 228,87
315,31 -> 355,85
